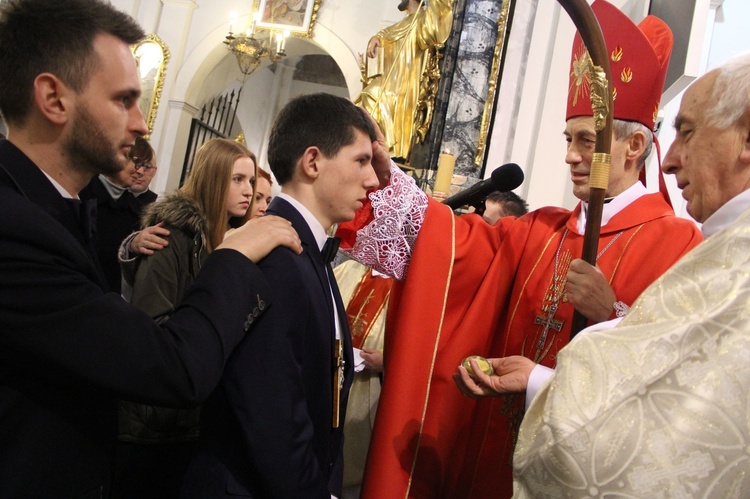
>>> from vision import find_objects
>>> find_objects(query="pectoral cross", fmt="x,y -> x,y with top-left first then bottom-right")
332,339 -> 344,428
534,303 -> 564,350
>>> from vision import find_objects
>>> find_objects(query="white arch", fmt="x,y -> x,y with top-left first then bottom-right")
172,19 -> 361,106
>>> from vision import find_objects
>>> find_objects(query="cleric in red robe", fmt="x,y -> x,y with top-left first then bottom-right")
337,1 -> 703,497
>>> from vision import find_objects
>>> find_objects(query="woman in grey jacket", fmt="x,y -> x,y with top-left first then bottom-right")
114,138 -> 258,498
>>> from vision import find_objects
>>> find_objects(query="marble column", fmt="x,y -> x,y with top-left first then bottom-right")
415,0 -> 514,192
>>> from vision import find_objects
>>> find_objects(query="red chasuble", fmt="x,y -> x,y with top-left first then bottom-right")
359,194 -> 701,499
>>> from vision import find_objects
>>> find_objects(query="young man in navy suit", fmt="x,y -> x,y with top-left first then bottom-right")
183,93 -> 380,498
0,0 -> 301,496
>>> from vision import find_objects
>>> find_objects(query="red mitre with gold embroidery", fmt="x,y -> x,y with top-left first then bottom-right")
566,0 -> 673,131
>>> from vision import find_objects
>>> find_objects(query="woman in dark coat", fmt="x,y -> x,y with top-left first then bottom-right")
114,138 -> 258,497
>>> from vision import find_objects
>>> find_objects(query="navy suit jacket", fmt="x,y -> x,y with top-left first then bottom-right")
0,140 -> 269,498
183,197 -> 354,498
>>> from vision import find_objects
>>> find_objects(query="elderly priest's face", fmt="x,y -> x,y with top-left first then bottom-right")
662,70 -> 750,223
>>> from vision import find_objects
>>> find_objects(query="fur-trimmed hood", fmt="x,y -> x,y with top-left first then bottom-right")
140,192 -> 208,237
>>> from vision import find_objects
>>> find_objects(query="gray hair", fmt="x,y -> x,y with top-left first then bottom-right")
612,119 -> 654,168
705,52 -> 750,129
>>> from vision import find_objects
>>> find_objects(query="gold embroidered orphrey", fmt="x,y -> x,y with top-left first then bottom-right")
525,228 -> 625,364
530,231 -> 572,364
348,288 -> 375,339
346,271 -> 392,347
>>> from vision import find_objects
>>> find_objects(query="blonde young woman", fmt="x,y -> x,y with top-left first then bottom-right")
114,138 -> 258,497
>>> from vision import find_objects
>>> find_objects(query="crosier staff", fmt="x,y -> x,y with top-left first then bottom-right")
557,0 -> 613,336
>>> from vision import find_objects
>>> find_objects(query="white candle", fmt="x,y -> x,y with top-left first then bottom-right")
250,13 -> 259,36
229,11 -> 237,33
434,149 -> 456,198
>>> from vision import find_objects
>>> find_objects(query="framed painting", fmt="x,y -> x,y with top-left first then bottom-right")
132,34 -> 170,137
254,0 -> 322,37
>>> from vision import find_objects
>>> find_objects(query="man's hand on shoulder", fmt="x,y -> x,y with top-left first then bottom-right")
219,215 -> 302,262
130,223 -> 170,256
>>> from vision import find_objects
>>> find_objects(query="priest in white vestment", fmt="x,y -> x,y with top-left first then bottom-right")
511,53 -> 750,497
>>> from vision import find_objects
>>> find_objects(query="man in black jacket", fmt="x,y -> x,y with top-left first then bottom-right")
129,137 -> 160,205
81,135 -> 160,293
0,0 -> 301,496
81,158 -> 146,293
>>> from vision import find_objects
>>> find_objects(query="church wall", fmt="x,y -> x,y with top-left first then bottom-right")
236,63 -> 349,182
109,0 -> 406,194
105,0 -> 748,211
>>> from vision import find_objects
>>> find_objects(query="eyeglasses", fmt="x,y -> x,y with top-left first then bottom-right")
132,157 -> 157,172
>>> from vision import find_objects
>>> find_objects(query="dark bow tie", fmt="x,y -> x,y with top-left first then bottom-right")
321,237 -> 341,264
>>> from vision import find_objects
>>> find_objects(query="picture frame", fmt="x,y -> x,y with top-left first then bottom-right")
254,0 -> 322,37
131,34 -> 170,137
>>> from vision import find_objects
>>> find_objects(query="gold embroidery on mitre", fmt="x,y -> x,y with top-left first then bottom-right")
613,86 -> 618,101
653,103 -> 660,125
570,47 -> 592,107
611,46 -> 623,62
621,67 -> 633,83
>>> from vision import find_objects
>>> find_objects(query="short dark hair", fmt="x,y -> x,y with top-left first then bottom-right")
0,0 -> 144,126
486,191 -> 529,217
267,93 -> 376,185
129,136 -> 154,164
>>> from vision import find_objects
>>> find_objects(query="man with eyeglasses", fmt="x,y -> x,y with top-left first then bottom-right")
130,162 -> 157,201
129,137 -> 159,204
81,136 -> 159,293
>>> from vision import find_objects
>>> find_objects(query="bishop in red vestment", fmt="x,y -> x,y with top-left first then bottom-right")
337,2 -> 702,497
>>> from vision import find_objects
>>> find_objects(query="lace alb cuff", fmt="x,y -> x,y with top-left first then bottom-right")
348,163 -> 428,280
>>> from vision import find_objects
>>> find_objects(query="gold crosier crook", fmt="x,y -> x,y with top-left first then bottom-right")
557,0 -> 613,337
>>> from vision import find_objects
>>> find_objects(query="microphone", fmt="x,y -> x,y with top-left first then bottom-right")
442,163 -> 524,209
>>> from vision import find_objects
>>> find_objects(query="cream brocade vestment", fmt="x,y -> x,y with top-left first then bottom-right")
513,206 -> 750,498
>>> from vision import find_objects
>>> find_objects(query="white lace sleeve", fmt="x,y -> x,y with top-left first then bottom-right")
347,162 -> 429,280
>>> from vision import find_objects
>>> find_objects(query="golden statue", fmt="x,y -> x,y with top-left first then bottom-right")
358,0 -> 454,162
